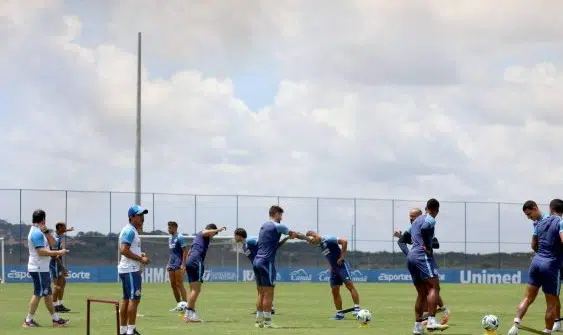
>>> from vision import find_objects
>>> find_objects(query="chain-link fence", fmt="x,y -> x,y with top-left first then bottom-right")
0,189 -> 535,270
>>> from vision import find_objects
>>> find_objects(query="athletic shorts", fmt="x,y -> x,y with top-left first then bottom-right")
329,261 -> 352,286
528,258 -> 560,296
252,258 -> 276,287
406,253 -> 439,284
167,262 -> 182,272
50,263 -> 63,280
185,259 -> 204,283
30,272 -> 52,297
119,271 -> 142,300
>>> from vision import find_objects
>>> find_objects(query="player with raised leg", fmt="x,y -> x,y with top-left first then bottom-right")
166,221 -> 189,312
183,223 -> 227,322
393,208 -> 449,325
50,222 -> 74,313
508,200 -> 563,335
253,205 -> 311,328
234,228 -> 289,318
305,230 -> 361,320
118,205 -> 151,335
23,209 -> 69,328
406,199 -> 448,334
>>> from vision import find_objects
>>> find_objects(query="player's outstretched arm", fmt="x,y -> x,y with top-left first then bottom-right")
31,230 -> 68,257
202,226 -> 227,237
278,236 -> 290,248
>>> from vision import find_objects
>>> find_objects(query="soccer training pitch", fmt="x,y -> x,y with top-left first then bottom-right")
0,282 -> 547,334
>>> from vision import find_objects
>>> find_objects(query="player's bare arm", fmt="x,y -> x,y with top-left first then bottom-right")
531,235 -> 538,252
288,230 -> 311,242
44,230 -> 57,248
120,243 -> 150,264
37,245 -> 68,257
181,246 -> 189,272
392,230 -> 402,238
337,237 -> 348,264
202,226 -> 227,237
278,236 -> 290,247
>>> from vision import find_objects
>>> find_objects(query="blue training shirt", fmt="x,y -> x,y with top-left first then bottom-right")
319,236 -> 343,267
169,233 -> 189,267
533,214 -> 563,262
255,221 -> 289,263
187,231 -> 210,262
243,237 -> 258,262
409,214 -> 436,255
49,233 -> 63,268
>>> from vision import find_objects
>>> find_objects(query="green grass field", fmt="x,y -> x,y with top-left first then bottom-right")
0,282 -> 549,334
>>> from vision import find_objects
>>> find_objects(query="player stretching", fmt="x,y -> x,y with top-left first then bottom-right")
183,223 -> 227,322
167,221 -> 189,312
23,209 -> 69,328
253,205 -> 310,328
118,205 -> 151,335
406,199 -> 448,334
50,222 -> 74,313
234,228 -> 289,317
508,200 -> 563,335
305,231 -> 361,320
549,199 -> 563,332
393,208 -> 449,325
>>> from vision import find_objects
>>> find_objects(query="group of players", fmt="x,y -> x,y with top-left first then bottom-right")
22,197 -> 563,334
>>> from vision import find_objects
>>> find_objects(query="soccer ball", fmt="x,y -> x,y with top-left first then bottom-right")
177,301 -> 188,311
356,309 -> 372,324
481,314 -> 499,331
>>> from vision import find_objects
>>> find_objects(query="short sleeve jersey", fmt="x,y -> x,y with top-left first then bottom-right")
118,224 -> 142,274
28,225 -> 51,272
49,233 -> 63,268
243,237 -> 258,262
169,233 -> 189,264
319,236 -> 342,267
533,214 -> 563,262
255,221 -> 289,263
188,231 -> 211,262
410,214 -> 436,255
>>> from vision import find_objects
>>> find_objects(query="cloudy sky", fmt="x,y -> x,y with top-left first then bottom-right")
1,0 -> 562,254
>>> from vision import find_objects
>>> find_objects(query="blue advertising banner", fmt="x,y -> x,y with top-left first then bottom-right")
4,266 -> 525,284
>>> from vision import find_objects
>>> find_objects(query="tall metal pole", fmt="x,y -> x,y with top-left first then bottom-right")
135,32 -> 142,205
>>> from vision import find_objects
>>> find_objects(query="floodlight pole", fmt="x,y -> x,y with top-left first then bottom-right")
135,32 -> 142,205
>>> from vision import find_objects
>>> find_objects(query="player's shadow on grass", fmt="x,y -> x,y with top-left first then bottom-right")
202,320 -> 238,324
270,326 -> 311,329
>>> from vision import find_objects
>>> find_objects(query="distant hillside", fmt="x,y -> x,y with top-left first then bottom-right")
0,220 -> 532,269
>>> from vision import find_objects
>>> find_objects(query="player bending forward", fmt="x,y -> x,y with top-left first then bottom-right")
50,222 -> 74,313
406,199 -> 448,334
393,208 -> 449,325
306,231 -> 361,320
118,205 -> 151,335
508,200 -> 563,335
253,205 -> 311,328
234,228 -> 289,317
23,209 -> 69,328
183,223 -> 227,322
167,221 -> 189,312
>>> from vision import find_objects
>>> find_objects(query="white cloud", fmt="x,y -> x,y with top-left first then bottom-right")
0,0 -> 562,253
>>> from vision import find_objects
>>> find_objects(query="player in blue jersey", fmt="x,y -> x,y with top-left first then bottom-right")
118,205 -> 151,335
305,231 -> 361,320
253,205 -> 311,328
183,223 -> 227,322
406,199 -> 448,334
234,228 -> 289,318
393,208 -> 449,325
50,222 -> 74,313
508,200 -> 563,335
549,199 -> 563,332
23,209 -> 69,328
166,221 -> 189,312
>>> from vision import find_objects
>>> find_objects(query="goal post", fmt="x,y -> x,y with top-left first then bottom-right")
116,235 -> 241,282
0,237 -> 4,284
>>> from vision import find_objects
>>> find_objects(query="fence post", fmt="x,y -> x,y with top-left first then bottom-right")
464,202 -> 467,270
353,198 -> 357,268
64,190 -> 68,266
236,195 -> 239,282
497,202 -> 501,269
152,193 -> 155,232
19,189 -> 22,265
193,195 -> 197,234
109,192 -> 112,233
391,199 -> 395,267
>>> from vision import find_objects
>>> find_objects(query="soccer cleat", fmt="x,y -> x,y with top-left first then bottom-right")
22,319 -> 41,328
52,318 -> 69,327
426,319 -> 448,332
186,312 -> 202,323
553,321 -> 563,332
352,308 -> 360,316
57,305 -> 71,313
508,324 -> 519,335
413,324 -> 425,335
255,319 -> 264,328
330,313 -> 345,320
439,308 -> 449,325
